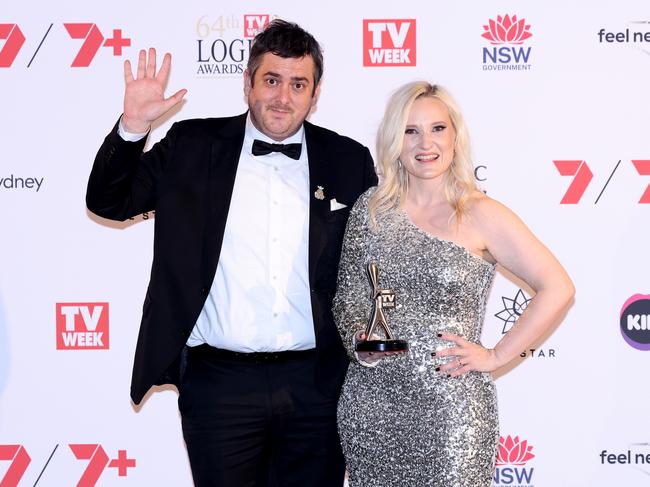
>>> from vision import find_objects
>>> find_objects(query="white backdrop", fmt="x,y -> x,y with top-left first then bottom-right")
2,1 -> 649,486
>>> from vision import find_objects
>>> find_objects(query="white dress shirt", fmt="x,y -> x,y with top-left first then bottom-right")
119,116 -> 316,351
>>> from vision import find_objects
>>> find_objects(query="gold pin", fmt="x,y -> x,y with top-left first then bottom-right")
314,186 -> 325,200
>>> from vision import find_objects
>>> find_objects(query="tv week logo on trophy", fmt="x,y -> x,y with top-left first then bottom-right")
363,19 -> 416,66
56,303 -> 109,350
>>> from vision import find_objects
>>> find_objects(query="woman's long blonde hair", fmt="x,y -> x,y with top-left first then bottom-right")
368,81 -> 478,228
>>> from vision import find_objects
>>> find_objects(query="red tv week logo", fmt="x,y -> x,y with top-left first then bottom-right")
56,303 -> 109,350
243,15 -> 269,38
363,19 -> 416,66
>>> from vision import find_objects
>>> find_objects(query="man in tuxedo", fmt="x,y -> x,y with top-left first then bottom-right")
86,20 -> 376,487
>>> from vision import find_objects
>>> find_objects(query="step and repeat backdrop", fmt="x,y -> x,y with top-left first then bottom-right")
1,1 -> 649,485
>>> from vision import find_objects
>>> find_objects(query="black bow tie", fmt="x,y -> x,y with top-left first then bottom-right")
252,139 -> 302,160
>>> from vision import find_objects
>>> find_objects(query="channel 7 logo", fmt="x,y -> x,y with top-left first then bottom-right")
554,159 -> 650,204
56,302 -> 109,350
0,444 -> 136,486
0,22 -> 130,68
363,19 -> 416,66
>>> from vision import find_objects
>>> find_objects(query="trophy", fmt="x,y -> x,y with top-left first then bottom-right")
355,261 -> 409,353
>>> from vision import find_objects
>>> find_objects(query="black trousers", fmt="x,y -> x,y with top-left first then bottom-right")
179,345 -> 345,487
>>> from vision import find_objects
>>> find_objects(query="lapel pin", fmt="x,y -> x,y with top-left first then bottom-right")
314,186 -> 325,200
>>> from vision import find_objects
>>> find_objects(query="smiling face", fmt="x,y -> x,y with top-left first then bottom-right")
244,52 -> 320,141
399,96 -> 456,184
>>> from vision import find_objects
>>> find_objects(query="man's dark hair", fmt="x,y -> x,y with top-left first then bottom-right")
247,19 -> 323,93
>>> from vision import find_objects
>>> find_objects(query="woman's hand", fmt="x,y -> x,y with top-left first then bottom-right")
433,332 -> 500,377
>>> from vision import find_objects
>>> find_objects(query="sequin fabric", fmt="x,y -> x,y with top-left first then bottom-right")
334,188 -> 499,487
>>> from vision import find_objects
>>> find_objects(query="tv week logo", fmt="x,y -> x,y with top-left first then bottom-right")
243,15 -> 269,38
363,19 -> 416,66
56,303 -> 109,350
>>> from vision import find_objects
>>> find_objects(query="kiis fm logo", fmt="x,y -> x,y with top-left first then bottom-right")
0,444 -> 135,486
620,294 -> 650,351
195,14 -> 275,76
554,159 -> 650,204
493,435 -> 535,486
481,14 -> 533,71
363,19 -> 416,67
56,303 -> 109,350
0,22 -> 130,68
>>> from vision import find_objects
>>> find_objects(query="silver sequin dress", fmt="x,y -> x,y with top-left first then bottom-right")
334,189 -> 499,487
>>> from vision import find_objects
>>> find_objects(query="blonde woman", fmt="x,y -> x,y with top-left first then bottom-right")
334,82 -> 574,486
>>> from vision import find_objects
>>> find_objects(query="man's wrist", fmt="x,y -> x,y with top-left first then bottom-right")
118,115 -> 150,142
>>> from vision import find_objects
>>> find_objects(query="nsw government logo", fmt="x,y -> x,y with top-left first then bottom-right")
363,19 -> 416,67
482,14 -> 533,71
56,302 -> 109,350
493,435 -> 535,486
620,294 -> 650,351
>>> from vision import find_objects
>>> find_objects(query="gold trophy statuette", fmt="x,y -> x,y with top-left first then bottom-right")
355,261 -> 409,353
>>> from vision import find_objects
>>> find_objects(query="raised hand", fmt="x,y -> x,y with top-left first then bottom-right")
122,48 -> 187,133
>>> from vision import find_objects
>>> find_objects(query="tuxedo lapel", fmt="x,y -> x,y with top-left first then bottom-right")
202,113 -> 247,285
304,122 -> 333,285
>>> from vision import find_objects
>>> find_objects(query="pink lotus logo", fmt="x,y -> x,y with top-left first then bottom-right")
496,435 -> 535,466
482,15 -> 532,45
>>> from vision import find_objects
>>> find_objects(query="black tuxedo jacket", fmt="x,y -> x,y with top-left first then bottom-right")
86,113 -> 377,404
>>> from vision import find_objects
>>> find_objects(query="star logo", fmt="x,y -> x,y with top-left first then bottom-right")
494,289 -> 531,334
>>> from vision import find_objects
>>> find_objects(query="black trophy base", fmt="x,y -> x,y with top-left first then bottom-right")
355,339 -> 409,353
